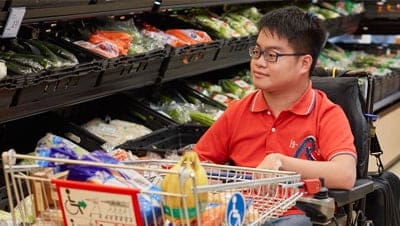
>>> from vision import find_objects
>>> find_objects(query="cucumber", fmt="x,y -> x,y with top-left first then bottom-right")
8,39 -> 30,54
189,111 -> 215,126
6,61 -> 33,75
8,56 -> 44,72
25,39 -> 63,68
220,79 -> 243,97
41,41 -> 79,65
0,51 -> 51,70
11,53 -> 52,69
20,40 -> 42,55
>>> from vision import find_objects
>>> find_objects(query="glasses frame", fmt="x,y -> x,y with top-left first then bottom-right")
249,46 -> 307,63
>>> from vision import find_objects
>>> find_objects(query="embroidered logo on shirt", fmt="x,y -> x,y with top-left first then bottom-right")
289,139 -> 298,149
293,136 -> 317,160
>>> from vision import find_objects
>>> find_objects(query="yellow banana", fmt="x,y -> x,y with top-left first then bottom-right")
161,151 -> 208,221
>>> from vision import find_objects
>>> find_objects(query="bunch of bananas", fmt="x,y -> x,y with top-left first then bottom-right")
161,151 -> 208,221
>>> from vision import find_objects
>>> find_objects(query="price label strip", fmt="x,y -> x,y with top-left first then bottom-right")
1,7 -> 26,38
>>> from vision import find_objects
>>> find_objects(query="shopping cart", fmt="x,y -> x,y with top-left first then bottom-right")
1,149 -> 304,226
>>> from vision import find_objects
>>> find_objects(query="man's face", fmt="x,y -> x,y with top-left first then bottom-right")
250,28 -> 310,93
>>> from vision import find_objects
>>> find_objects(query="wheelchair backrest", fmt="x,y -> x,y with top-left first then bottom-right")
311,76 -> 370,179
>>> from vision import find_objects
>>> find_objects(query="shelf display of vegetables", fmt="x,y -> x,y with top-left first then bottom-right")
142,23 -> 213,48
0,39 -> 79,76
171,6 -> 260,39
139,88 -> 224,126
318,45 -> 400,76
189,69 -> 255,106
61,17 -> 165,58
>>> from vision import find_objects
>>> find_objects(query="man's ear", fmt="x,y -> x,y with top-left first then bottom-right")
300,54 -> 313,72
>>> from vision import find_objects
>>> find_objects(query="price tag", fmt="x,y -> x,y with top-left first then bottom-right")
233,79 -> 250,90
1,7 -> 26,38
213,94 -> 229,103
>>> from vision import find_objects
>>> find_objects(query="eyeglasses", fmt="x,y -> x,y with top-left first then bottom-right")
249,46 -> 307,63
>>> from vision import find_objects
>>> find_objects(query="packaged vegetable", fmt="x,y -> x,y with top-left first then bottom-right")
74,40 -> 119,58
82,118 -> 152,151
35,133 -> 89,158
66,151 -> 162,225
165,29 -> 213,45
89,30 -> 132,56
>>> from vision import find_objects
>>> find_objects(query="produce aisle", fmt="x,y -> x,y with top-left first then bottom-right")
0,0 -> 400,225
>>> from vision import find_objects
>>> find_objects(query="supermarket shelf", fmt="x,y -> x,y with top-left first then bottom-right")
356,19 -> 400,35
0,0 -> 286,26
0,1 -> 365,124
374,91 -> 400,112
158,0 -> 274,9
0,0 -> 154,25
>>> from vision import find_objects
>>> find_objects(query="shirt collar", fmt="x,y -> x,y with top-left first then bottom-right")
250,81 -> 316,115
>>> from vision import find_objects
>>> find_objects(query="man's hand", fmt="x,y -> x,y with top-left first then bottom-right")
257,153 -> 283,170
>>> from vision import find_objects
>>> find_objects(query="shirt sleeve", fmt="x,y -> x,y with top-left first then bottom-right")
318,104 -> 357,161
194,107 -> 232,164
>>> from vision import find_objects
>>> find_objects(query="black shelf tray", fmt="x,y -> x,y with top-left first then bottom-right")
117,124 -> 208,155
98,48 -> 168,91
213,36 -> 256,70
0,87 -> 16,109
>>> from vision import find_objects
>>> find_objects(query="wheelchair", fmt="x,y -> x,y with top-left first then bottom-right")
296,71 -> 378,226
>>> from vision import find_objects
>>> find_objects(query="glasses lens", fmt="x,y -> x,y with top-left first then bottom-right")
249,47 -> 260,59
265,51 -> 277,62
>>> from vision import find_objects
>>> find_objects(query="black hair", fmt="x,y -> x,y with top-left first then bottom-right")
258,6 -> 327,73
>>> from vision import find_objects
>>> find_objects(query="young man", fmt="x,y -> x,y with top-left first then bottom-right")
194,6 -> 357,226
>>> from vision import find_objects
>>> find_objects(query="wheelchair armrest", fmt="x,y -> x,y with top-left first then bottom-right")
328,179 -> 374,207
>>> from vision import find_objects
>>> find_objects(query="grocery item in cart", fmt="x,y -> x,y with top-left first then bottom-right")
3,150 -> 303,226
66,151 -> 162,225
35,133 -> 89,158
161,151 -> 208,222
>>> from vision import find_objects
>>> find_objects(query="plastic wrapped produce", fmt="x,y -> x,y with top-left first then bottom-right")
82,118 -> 152,150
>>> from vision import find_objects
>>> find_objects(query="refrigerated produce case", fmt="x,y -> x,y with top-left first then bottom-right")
1,1 -> 398,225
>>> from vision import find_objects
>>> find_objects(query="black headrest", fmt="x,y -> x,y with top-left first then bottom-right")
311,76 -> 369,178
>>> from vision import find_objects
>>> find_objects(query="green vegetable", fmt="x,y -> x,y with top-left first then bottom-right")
226,13 -> 258,35
189,111 -> 215,126
25,39 -> 64,68
0,52 -> 48,72
194,15 -> 239,39
12,53 -> 53,69
220,79 -> 244,97
237,7 -> 262,23
167,107 -> 190,124
41,41 -> 79,65
6,61 -> 33,75
223,16 -> 249,36
8,38 -> 30,53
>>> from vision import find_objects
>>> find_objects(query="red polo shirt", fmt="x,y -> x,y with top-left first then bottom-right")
194,82 -> 357,217
194,82 -> 356,166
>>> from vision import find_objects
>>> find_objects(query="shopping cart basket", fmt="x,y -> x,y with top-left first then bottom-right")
1,149 -> 303,226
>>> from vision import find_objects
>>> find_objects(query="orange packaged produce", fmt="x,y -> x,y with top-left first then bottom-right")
165,29 -> 213,45
89,30 -> 133,56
